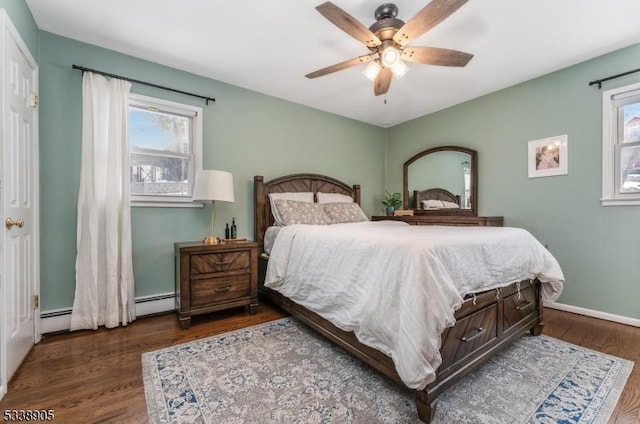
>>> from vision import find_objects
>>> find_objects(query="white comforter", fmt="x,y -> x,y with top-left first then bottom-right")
265,221 -> 564,390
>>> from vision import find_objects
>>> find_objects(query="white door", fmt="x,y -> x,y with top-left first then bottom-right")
0,9 -> 40,399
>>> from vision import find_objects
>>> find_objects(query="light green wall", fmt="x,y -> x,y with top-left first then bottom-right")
38,32 -> 385,310
387,43 -> 640,319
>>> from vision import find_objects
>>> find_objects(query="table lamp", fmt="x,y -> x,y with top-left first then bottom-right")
193,170 -> 235,244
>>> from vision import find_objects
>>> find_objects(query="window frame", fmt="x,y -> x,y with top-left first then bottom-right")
128,93 -> 203,208
601,81 -> 640,206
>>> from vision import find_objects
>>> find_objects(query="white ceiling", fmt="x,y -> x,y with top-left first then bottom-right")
26,0 -> 640,127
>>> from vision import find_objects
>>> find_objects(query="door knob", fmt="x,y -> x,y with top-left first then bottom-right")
5,218 -> 24,229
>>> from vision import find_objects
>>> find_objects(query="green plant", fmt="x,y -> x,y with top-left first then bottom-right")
381,191 -> 402,208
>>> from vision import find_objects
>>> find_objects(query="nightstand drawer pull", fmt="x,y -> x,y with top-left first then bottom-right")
461,327 -> 485,343
216,261 -> 232,266
515,301 -> 532,311
214,285 -> 232,292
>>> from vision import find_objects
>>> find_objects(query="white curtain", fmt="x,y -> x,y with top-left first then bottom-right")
70,72 -> 135,331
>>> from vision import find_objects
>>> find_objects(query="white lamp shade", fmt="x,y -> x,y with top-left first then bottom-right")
193,170 -> 235,202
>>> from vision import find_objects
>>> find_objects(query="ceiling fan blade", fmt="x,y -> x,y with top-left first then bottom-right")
374,67 -> 392,96
305,54 -> 375,79
402,47 -> 473,67
316,2 -> 381,48
393,0 -> 468,46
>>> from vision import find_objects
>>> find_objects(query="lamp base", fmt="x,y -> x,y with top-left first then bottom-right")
202,236 -> 220,245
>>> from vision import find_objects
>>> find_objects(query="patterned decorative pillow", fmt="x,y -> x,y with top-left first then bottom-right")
316,192 -> 354,204
273,199 -> 332,226
322,202 -> 369,223
268,192 -> 314,226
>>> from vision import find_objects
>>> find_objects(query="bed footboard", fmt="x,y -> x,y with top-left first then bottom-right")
259,255 -> 542,423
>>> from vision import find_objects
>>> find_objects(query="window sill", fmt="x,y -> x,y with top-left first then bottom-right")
132,201 -> 204,208
601,197 -> 640,206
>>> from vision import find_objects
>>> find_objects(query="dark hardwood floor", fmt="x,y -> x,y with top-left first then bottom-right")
0,305 -> 637,423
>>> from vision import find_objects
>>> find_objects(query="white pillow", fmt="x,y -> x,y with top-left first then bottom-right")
441,200 -> 460,209
268,192 -> 314,226
317,192 -> 354,204
421,199 -> 460,210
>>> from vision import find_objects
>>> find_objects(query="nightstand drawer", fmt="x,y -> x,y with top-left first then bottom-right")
190,273 -> 251,306
190,250 -> 251,274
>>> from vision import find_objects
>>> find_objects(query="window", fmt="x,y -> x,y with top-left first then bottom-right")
128,94 -> 203,207
601,82 -> 640,206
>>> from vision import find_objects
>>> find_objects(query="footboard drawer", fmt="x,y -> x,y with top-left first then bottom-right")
439,304 -> 498,370
503,284 -> 537,332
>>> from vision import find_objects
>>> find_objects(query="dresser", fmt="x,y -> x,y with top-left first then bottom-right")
174,241 -> 258,328
371,214 -> 504,226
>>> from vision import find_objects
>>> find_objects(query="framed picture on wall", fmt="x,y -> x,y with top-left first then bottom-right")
528,134 -> 568,178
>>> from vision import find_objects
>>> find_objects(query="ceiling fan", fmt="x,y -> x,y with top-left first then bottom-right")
305,0 -> 473,96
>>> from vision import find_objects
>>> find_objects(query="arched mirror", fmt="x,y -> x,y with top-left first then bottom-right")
403,146 -> 477,216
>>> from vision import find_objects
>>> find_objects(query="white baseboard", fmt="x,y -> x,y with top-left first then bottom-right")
40,292 -> 175,334
546,301 -> 640,328
41,297 -> 639,333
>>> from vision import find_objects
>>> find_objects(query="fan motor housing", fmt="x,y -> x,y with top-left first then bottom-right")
369,3 -> 404,39
374,3 -> 398,20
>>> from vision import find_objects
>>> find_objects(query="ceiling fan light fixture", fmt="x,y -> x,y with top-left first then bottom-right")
381,46 -> 401,68
391,60 -> 409,78
363,61 -> 381,81
307,1 -> 473,96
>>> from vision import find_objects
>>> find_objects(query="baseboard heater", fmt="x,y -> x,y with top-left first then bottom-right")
40,292 -> 176,334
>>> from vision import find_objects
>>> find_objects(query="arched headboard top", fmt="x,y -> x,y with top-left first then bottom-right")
253,174 -> 361,252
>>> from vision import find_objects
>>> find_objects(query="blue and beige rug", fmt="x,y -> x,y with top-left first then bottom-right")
142,317 -> 633,423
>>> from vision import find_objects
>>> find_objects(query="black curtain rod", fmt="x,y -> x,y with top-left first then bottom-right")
72,64 -> 215,105
589,67 -> 640,89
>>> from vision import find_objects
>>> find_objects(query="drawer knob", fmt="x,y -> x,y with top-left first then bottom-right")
216,261 -> 232,266
214,285 -> 232,293
461,327 -> 485,343
515,301 -> 532,311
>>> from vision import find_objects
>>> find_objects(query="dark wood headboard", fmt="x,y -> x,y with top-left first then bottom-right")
254,174 -> 361,253
413,188 -> 461,209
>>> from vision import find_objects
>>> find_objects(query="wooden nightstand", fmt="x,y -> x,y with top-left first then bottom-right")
174,241 -> 259,328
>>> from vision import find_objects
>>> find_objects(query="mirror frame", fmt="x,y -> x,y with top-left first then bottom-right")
403,145 -> 478,216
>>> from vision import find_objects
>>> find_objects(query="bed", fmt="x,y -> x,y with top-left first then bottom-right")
253,173 -> 563,423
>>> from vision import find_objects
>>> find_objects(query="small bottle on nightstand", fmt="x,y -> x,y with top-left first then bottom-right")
225,223 -> 230,239
230,218 -> 237,239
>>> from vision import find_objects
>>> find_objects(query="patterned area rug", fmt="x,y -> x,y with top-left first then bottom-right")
142,317 -> 633,423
